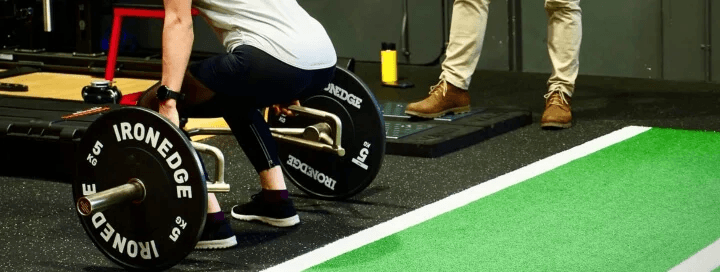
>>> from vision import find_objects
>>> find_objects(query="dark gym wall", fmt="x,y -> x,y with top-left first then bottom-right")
469,0 -> 509,71
523,0 -> 717,82
522,1 -> 664,80
122,16 -> 224,53
299,0 -> 446,65
297,0 -> 408,62
300,0 -> 509,68
119,0 -> 717,83
662,0 -> 706,82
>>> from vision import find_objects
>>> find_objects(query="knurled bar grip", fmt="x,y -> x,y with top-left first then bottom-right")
76,179 -> 146,216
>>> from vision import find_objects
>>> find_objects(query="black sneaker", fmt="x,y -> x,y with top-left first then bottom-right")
195,218 -> 238,250
231,194 -> 300,227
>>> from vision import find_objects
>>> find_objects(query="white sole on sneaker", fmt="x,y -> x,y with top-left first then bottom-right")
195,236 -> 238,250
231,210 -> 300,227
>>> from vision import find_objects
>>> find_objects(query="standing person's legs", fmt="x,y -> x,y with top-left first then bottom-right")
405,0 -> 490,118
441,0 -> 491,90
541,0 -> 582,128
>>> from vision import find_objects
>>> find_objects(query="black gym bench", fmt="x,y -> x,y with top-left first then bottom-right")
0,94 -> 110,181
0,94 -> 232,192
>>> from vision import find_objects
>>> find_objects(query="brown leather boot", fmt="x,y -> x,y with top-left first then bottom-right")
541,87 -> 573,129
405,80 -> 471,118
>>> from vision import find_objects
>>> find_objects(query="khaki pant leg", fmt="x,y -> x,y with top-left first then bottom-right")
440,0 -> 491,90
545,0 -> 582,96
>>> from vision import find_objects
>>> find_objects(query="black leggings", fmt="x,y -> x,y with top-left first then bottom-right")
183,45 -> 335,173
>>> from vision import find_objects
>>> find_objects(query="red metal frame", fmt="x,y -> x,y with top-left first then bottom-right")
105,7 -> 200,81
119,91 -> 144,106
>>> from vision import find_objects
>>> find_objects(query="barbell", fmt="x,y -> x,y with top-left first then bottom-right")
72,66 -> 386,270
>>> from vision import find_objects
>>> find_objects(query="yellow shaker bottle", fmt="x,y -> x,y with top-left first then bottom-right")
381,42 -> 398,84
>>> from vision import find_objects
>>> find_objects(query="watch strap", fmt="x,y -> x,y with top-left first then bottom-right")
158,85 -> 185,101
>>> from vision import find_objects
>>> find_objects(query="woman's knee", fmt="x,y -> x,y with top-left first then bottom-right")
182,72 -> 216,106
137,82 -> 160,111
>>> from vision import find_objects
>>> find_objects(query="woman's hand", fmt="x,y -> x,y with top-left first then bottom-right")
158,99 -> 181,127
272,100 -> 301,116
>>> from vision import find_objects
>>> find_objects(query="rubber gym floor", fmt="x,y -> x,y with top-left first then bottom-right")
1,62 -> 720,271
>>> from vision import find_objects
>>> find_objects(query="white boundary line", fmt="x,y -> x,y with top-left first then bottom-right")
263,126 -> 652,272
669,238 -> 720,272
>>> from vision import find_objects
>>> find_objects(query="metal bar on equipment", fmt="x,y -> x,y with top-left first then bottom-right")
507,0 -> 522,71
185,127 -> 233,136
704,0 -> 712,82
271,127 -> 306,136
76,179 -> 145,216
442,0 -> 448,51
190,142 -> 230,193
271,132 -> 345,156
400,0 -> 411,62
104,7 -> 201,82
42,0 -> 52,32
284,105 -> 344,155
185,105 -> 345,156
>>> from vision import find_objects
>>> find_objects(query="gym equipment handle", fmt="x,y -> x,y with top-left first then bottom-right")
77,179 -> 146,216
191,142 -> 231,193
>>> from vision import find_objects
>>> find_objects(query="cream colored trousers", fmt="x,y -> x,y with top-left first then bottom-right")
440,0 -> 582,96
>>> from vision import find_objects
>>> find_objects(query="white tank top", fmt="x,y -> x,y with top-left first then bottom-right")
192,0 -> 337,70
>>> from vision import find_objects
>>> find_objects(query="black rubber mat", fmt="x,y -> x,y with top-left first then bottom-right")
382,102 -> 532,157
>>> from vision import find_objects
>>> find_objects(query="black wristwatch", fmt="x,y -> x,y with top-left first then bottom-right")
156,85 -> 185,102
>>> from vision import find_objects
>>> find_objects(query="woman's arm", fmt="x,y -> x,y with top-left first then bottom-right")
159,0 -> 193,124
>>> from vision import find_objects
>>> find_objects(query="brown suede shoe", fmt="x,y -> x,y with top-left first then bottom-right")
405,80 -> 471,118
541,88 -> 573,129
